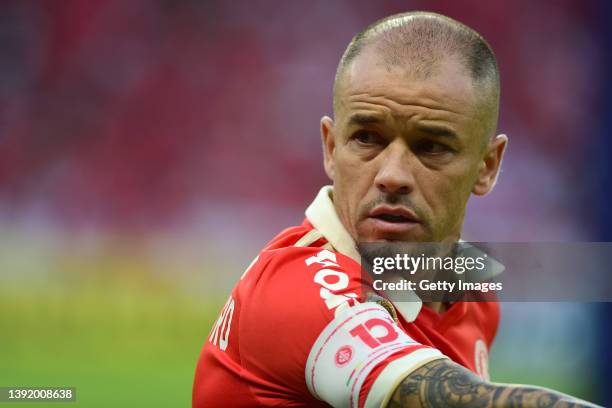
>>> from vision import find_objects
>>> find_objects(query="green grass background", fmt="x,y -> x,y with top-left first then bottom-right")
0,240 -> 226,408
0,286 -> 223,408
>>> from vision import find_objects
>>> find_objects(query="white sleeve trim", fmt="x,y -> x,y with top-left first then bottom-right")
364,349 -> 448,408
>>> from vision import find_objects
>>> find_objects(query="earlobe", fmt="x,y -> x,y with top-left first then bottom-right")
472,134 -> 508,196
320,116 -> 336,181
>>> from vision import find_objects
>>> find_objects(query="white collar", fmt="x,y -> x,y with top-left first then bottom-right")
305,186 -> 361,263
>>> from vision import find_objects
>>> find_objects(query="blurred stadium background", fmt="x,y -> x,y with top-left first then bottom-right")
0,1 -> 611,406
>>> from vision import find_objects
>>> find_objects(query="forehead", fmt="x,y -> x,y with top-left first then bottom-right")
338,49 -> 480,128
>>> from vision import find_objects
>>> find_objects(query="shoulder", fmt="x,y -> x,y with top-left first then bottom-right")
241,220 -> 366,316
236,228 -> 368,400
240,238 -> 366,333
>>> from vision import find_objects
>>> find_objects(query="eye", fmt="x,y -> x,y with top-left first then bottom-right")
414,140 -> 453,155
352,130 -> 384,146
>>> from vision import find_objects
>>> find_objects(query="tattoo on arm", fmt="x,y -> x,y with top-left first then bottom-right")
387,359 -> 600,408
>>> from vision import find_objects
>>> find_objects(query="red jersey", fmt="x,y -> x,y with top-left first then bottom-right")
193,187 -> 499,407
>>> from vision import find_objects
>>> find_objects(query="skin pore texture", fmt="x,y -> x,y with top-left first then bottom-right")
318,12 -> 599,408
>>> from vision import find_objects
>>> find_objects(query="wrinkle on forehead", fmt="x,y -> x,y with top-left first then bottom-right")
334,54 -> 483,136
342,97 -> 469,142
346,92 -> 468,118
338,85 -> 475,130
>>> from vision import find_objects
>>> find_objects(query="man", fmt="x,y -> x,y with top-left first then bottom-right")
193,12 -> 599,408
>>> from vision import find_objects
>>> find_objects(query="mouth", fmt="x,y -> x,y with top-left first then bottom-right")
369,206 -> 420,223
371,213 -> 415,223
365,206 -> 421,237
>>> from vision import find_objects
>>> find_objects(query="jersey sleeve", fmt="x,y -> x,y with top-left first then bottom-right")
239,247 -> 447,407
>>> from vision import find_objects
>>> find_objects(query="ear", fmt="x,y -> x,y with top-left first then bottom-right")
472,134 -> 508,196
320,116 -> 336,181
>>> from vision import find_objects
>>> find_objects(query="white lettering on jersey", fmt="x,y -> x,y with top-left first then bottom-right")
305,249 -> 338,268
305,250 -> 359,315
305,302 -> 446,408
209,296 -> 235,352
314,268 -> 349,291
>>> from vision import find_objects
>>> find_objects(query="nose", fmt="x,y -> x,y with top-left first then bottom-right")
374,141 -> 415,195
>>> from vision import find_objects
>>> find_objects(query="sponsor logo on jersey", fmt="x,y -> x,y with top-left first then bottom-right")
305,249 -> 359,315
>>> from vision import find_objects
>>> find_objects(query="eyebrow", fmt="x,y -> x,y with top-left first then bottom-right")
347,114 -> 384,126
415,124 -> 459,140
347,113 -> 460,140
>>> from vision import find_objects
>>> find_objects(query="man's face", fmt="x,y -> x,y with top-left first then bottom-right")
322,49 -> 505,244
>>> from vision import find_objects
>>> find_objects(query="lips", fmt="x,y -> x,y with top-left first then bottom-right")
365,206 -> 421,238
369,206 -> 420,223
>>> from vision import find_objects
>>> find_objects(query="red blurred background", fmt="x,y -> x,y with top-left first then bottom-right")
0,0 -> 606,241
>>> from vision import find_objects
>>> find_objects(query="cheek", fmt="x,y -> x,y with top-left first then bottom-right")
333,152 -> 376,217
430,155 -> 478,202
335,148 -> 373,187
421,171 -> 473,229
